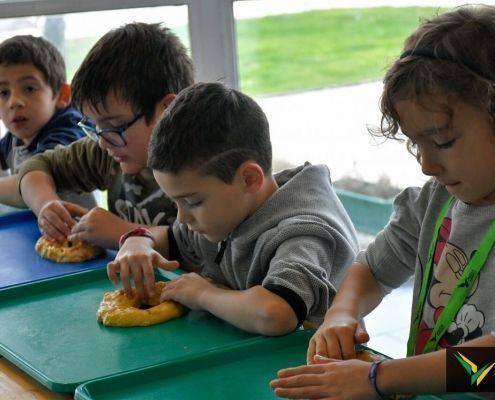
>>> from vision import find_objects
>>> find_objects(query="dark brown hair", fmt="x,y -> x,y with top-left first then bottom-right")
0,35 -> 66,94
148,82 -> 272,183
71,22 -> 194,122
376,5 -> 495,153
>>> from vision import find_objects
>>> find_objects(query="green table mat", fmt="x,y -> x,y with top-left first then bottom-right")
75,329 -> 481,400
0,268 -> 261,392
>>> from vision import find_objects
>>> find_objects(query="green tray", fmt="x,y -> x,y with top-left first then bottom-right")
0,268 -> 261,392
74,329 -> 481,400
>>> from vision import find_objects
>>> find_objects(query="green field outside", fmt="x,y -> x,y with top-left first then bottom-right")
66,7 -> 444,97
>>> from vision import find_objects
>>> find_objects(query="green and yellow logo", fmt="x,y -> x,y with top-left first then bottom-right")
454,351 -> 495,387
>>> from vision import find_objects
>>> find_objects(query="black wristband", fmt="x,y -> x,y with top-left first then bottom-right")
368,360 -> 386,399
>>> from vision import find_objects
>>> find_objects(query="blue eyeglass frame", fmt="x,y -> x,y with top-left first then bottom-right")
77,113 -> 144,148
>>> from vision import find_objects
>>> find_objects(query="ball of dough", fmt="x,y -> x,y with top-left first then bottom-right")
35,236 -> 103,263
97,281 -> 185,327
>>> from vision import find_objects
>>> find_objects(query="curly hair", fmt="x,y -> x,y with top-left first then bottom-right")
375,5 -> 495,155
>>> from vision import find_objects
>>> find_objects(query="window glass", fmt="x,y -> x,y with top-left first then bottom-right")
0,5 -> 189,135
234,1 -> 441,194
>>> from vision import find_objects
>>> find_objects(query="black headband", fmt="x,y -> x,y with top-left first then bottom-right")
400,47 -> 488,79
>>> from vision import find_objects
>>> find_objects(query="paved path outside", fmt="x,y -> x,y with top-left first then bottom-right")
258,81 -> 428,189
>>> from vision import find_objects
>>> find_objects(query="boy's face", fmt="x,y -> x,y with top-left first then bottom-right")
153,168 -> 252,243
397,96 -> 495,205
0,63 -> 60,145
83,93 -> 162,175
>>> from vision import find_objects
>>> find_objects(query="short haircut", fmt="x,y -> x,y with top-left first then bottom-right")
0,35 -> 66,94
71,22 -> 194,123
376,5 -> 495,153
148,82 -> 272,183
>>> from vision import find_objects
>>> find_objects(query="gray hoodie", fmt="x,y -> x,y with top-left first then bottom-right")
169,163 -> 359,326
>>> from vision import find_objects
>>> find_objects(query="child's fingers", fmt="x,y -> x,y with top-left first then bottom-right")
313,355 -> 340,364
129,263 -> 146,301
39,221 -> 65,242
338,331 -> 357,360
160,283 -> 177,302
139,258 -> 156,297
40,204 -> 77,238
107,261 -> 120,284
355,324 -> 370,344
314,333 -> 332,359
276,364 -> 325,378
307,338 -> 317,364
270,373 -> 325,389
118,262 -> 133,297
51,202 -> 78,230
63,201 -> 88,218
154,253 -> 180,271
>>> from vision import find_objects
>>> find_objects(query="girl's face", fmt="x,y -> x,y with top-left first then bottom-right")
396,96 -> 495,205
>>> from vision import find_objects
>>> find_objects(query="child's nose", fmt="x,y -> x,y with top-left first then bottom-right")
420,152 -> 442,177
8,92 -> 25,109
177,207 -> 193,225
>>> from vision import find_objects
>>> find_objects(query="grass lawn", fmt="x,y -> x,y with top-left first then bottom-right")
66,6 -> 445,97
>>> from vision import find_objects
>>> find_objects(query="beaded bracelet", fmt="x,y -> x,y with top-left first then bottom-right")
118,226 -> 154,248
368,360 -> 386,399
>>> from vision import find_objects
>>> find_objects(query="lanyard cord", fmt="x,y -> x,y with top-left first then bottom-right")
407,197 -> 495,356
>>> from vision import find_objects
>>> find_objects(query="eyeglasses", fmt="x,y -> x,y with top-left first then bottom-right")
78,113 -> 144,148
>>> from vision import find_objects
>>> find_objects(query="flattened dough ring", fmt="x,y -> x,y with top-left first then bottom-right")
356,349 -> 386,362
97,281 -> 185,327
35,236 -> 103,263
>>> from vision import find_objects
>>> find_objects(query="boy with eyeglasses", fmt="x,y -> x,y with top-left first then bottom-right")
18,23 -> 194,249
0,35 -> 95,209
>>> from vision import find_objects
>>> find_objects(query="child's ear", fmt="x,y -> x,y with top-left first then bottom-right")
56,84 -> 71,108
238,162 -> 264,193
151,94 -> 176,123
161,93 -> 176,109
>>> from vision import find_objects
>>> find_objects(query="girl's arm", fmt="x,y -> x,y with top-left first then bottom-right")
272,333 -> 495,399
380,333 -> 495,395
308,261 -> 386,361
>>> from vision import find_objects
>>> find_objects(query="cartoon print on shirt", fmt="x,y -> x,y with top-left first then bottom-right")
415,217 -> 483,354
113,174 -> 176,226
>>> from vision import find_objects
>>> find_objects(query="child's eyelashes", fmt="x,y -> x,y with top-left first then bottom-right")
24,85 -> 38,94
175,199 -> 204,209
186,200 -> 203,209
0,89 -> 8,98
435,138 -> 456,149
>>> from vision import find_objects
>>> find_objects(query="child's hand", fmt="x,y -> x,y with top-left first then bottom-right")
270,357 -> 375,400
38,200 -> 87,242
69,206 -> 133,249
107,236 -> 179,300
307,310 -> 369,363
160,272 -> 216,311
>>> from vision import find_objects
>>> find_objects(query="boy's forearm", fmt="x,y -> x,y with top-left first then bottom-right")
326,262 -> 384,320
0,175 -> 26,207
201,285 -> 298,336
380,334 -> 495,395
19,170 -> 59,215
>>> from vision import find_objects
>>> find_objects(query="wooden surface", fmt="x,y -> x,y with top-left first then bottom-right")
0,358 -> 72,399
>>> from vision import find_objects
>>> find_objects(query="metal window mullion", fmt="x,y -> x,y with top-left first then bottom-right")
187,0 -> 239,89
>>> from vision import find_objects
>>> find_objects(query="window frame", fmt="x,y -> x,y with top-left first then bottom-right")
0,0 -> 240,88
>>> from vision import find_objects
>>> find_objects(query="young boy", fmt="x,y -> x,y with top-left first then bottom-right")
0,35 -> 95,208
18,23 -> 194,249
110,82 -> 359,335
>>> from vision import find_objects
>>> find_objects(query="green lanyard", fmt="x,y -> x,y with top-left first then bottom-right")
407,196 -> 495,356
